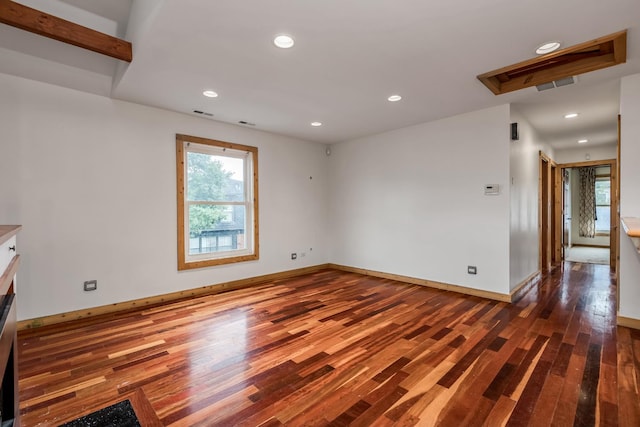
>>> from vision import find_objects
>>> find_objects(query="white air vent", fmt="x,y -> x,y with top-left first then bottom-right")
193,110 -> 213,117
536,76 -> 578,91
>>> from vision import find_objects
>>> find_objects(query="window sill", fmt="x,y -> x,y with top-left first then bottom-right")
178,253 -> 259,271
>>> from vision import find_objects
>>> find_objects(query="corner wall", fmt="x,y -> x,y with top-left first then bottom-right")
619,73 -> 640,321
328,105 -> 512,295
0,74 -> 329,320
508,109 -> 553,291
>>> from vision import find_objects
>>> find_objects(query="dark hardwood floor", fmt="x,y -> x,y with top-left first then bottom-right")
17,263 -> 640,426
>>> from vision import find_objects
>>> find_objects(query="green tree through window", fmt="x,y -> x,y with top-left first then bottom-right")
186,152 -> 233,237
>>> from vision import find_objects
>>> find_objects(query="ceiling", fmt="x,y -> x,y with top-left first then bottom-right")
2,0 -> 639,150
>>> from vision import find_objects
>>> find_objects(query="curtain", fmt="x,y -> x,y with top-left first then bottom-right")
578,167 -> 597,238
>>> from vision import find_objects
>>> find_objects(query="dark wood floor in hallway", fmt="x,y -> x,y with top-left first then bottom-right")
17,263 -> 640,426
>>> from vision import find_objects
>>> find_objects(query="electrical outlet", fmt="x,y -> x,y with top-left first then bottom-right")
84,280 -> 97,291
467,266 -> 477,275
291,253 -> 297,260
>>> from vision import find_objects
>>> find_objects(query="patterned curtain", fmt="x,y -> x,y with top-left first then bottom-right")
578,167 -> 596,238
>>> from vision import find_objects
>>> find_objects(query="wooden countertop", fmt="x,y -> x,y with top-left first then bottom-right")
0,225 -> 21,246
621,217 -> 640,238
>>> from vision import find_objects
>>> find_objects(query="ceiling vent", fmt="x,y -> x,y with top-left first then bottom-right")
477,30 -> 626,95
193,110 -> 213,117
536,75 -> 578,91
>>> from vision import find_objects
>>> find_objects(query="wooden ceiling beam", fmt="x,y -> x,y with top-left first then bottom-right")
0,0 -> 132,62
477,30 -> 626,95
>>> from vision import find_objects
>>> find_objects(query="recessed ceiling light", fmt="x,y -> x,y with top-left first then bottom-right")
578,139 -> 588,143
564,113 -> 579,119
273,34 -> 295,49
311,122 -> 322,127
536,41 -> 561,55
388,95 -> 402,102
203,90 -> 218,98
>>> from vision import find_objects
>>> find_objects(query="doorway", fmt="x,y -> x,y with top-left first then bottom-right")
539,155 -> 618,271
558,159 -> 618,270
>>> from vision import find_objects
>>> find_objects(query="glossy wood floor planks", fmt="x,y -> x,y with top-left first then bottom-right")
18,264 -> 640,426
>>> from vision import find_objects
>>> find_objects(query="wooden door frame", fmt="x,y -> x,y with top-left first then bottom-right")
556,158 -> 618,271
616,115 -> 621,280
551,163 -> 562,264
539,151 -> 558,272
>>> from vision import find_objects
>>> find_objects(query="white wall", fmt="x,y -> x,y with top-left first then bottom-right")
619,73 -> 640,321
0,74 -> 329,321
509,109 -> 553,291
328,105 -> 512,295
554,144 -> 617,164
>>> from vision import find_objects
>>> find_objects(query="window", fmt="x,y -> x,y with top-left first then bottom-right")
595,176 -> 610,234
176,134 -> 258,270
220,206 -> 234,223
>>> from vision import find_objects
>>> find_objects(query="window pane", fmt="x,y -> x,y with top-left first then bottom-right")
187,152 -> 244,202
188,204 -> 246,255
595,206 -> 610,232
595,179 -> 610,206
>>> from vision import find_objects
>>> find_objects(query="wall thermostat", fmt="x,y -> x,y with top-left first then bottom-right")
484,184 -> 500,195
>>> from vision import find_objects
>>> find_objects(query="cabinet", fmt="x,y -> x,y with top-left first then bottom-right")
0,225 -> 20,426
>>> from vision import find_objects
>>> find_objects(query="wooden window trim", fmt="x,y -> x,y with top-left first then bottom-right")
176,134 -> 259,270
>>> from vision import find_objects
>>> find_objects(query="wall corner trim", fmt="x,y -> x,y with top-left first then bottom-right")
510,271 -> 542,303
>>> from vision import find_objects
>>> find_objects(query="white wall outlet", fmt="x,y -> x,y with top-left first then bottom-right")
484,184 -> 500,195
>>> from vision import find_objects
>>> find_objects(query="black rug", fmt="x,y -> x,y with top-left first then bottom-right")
59,399 -> 141,427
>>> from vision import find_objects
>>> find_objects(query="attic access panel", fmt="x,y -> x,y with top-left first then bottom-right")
477,30 -> 627,95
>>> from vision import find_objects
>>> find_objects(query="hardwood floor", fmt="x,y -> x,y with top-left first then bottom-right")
18,263 -> 640,426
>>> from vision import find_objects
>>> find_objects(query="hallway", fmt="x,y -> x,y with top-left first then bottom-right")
565,246 -> 610,264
